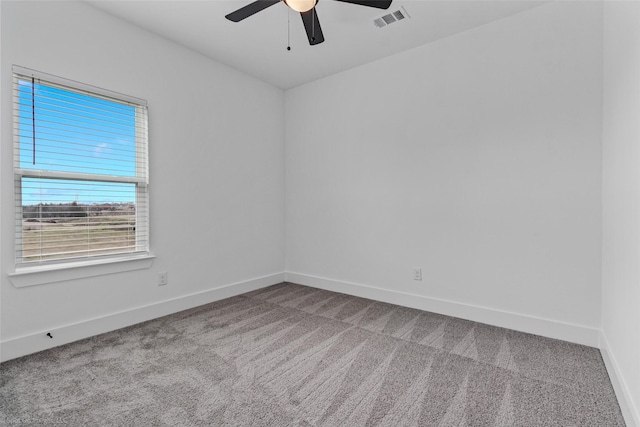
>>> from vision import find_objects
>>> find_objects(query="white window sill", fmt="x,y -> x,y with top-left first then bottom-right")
9,255 -> 156,288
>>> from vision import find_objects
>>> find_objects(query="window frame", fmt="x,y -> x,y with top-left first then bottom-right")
11,65 -> 150,273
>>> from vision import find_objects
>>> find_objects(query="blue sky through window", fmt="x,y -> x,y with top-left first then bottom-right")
18,79 -> 138,206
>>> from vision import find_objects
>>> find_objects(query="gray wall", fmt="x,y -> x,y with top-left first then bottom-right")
1,1 -> 285,352
285,1 -> 603,341
602,1 -> 640,424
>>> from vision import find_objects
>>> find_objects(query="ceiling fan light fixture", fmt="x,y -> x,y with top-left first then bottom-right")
284,0 -> 317,13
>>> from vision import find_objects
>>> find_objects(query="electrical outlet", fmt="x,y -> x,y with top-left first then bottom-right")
158,272 -> 168,286
413,268 -> 422,281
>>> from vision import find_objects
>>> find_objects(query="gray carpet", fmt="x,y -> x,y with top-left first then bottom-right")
0,282 -> 625,426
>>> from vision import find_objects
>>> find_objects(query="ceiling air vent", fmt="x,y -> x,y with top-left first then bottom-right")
373,6 -> 410,28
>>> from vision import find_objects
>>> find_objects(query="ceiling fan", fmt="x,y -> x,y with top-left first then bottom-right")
225,0 -> 393,46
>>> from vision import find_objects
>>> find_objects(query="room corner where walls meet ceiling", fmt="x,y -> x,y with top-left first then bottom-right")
84,0 -> 548,89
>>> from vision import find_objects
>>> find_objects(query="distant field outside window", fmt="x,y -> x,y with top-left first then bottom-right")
13,67 -> 149,266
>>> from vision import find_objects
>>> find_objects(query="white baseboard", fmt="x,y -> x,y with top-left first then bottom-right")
1,270 -> 602,359
600,331 -> 640,427
0,272 -> 285,362
5,271 -> 631,423
285,272 -> 600,347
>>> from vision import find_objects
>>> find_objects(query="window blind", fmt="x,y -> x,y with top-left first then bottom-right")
12,66 -> 149,266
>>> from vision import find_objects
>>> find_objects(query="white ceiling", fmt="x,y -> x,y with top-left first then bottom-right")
86,0 -> 547,89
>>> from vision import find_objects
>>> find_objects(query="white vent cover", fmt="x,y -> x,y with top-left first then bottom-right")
373,6 -> 410,28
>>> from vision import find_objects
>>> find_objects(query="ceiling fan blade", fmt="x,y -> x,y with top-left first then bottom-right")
300,8 -> 325,45
225,0 -> 281,22
332,0 -> 392,9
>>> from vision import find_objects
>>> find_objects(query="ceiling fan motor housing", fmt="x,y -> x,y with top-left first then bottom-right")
283,0 -> 319,13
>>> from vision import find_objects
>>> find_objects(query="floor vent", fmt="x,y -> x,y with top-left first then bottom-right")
373,7 -> 410,28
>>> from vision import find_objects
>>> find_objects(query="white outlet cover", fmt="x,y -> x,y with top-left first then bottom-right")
158,272 -> 168,286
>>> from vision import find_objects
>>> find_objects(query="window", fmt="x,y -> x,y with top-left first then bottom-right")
13,66 -> 149,267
